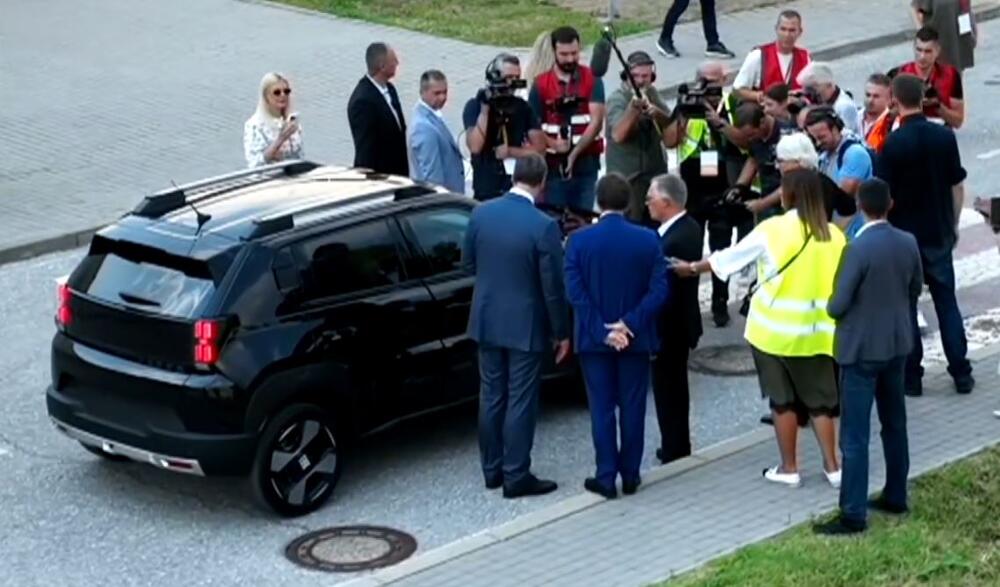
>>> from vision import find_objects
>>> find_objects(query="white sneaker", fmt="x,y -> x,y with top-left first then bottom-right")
762,465 -> 801,487
825,469 -> 842,488
993,409 -> 1000,419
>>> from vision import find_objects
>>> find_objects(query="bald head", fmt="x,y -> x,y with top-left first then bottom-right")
697,61 -> 727,84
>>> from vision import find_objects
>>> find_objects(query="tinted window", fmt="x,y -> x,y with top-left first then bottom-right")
293,220 -> 403,301
403,207 -> 470,275
85,254 -> 214,318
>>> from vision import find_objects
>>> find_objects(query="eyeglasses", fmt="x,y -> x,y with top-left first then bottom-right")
271,88 -> 292,97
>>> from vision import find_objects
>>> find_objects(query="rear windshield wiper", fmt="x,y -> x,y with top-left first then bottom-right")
118,292 -> 161,307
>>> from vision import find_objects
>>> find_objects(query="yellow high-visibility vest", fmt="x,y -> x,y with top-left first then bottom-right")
744,211 -> 846,357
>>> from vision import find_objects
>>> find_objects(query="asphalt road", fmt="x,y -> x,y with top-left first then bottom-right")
2,23 -> 1000,587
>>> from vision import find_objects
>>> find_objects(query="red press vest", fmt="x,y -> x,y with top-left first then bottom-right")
757,43 -> 810,91
898,61 -> 959,119
535,66 -> 604,165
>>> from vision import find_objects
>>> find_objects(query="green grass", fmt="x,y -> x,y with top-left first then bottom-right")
275,0 -> 648,47
662,446 -> 1000,587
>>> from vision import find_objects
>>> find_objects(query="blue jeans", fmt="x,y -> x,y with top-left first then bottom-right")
544,170 -> 598,212
839,357 -> 910,525
907,244 -> 972,389
660,0 -> 719,45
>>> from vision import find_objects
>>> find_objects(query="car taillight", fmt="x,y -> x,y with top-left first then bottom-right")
194,319 -> 223,366
56,283 -> 72,329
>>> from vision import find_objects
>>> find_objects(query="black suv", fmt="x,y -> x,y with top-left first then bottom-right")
47,161 -> 576,516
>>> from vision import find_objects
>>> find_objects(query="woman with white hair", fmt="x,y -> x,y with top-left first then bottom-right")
777,132 -> 858,232
243,72 -> 304,168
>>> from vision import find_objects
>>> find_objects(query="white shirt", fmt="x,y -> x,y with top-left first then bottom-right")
243,112 -> 304,169
657,210 -> 687,237
832,89 -> 861,136
368,75 -> 401,127
854,218 -> 888,239
733,48 -> 794,90
419,100 -> 444,119
707,210 -> 803,281
509,186 -> 535,203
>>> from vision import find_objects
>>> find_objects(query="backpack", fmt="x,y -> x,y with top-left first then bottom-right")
837,138 -> 879,176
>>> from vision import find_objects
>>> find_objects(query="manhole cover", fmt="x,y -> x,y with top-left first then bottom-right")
688,344 -> 757,376
285,525 -> 417,573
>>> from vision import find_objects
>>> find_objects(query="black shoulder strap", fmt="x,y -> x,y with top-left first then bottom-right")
748,232 -> 813,297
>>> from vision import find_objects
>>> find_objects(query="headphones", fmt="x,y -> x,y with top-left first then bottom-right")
621,51 -> 657,83
486,53 -> 518,84
806,105 -> 845,131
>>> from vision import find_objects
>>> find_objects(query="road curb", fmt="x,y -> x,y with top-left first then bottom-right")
2,5 -> 998,267
340,342 -> 1000,587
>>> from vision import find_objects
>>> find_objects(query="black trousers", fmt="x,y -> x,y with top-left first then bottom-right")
651,337 -> 692,462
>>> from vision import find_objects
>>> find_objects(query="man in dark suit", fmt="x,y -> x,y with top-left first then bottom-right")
564,173 -> 668,498
815,178 -> 923,536
876,72 -> 973,396
347,42 -> 409,176
463,153 -> 571,498
645,174 -> 703,464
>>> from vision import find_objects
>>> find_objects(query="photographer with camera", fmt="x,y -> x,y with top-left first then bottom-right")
797,62 -> 861,136
529,26 -> 606,211
606,50 -> 672,226
728,101 -> 798,221
661,62 -> 749,327
890,26 -> 965,129
464,53 -> 546,202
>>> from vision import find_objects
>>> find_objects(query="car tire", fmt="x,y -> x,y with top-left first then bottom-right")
251,403 -> 341,517
80,441 -> 131,462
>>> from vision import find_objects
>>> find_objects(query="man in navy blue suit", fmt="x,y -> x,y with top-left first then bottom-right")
463,153 -> 571,499
564,173 -> 669,498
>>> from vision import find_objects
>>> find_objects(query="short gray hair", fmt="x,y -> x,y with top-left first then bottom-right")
775,133 -> 819,169
419,69 -> 447,93
512,153 -> 548,188
797,61 -> 835,87
650,174 -> 688,207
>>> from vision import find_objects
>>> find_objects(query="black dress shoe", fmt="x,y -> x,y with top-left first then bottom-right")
485,476 -> 502,490
955,374 -> 975,394
583,477 -> 617,499
622,478 -> 641,495
813,516 -> 866,536
760,413 -> 774,426
712,308 -> 731,328
503,475 -> 558,499
868,495 -> 908,515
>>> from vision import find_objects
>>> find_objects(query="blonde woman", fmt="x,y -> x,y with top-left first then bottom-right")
243,72 -> 304,168
523,31 -> 556,84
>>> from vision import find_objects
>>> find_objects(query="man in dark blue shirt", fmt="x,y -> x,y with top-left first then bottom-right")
876,73 -> 973,396
463,54 -> 545,201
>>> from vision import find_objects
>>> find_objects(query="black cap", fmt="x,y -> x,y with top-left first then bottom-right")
626,51 -> 655,68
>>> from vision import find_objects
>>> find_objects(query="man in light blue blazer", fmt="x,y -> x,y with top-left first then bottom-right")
463,153 -> 571,499
409,70 -> 465,193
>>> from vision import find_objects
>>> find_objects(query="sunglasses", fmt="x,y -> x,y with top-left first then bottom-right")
271,88 -> 292,97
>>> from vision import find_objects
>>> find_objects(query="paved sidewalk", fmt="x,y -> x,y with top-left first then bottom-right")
344,348 -> 1000,587
3,0 -> 997,263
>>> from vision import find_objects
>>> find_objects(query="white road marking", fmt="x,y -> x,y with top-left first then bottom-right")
976,148 -> 1000,160
922,307 -> 1000,366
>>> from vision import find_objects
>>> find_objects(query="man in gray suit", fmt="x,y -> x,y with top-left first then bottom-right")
815,178 -> 924,536
463,153 -> 571,498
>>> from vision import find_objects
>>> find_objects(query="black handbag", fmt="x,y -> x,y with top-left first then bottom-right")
739,233 -> 813,318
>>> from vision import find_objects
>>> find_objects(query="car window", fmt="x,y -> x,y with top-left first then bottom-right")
402,207 -> 470,276
83,253 -> 215,318
292,220 -> 404,301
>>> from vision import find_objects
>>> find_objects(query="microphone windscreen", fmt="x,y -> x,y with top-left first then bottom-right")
590,37 -> 612,78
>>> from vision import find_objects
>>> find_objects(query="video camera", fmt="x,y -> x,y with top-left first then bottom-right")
674,81 -> 723,119
480,52 -> 528,113
923,82 -> 940,103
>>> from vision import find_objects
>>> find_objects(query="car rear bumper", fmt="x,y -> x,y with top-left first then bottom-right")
51,416 -> 207,475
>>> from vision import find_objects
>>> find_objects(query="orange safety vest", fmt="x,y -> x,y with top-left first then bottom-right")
535,65 -> 604,167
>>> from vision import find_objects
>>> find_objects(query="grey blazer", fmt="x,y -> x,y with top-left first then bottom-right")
827,222 -> 924,365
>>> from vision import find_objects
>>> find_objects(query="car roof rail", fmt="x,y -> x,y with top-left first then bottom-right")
132,159 -> 321,218
244,183 -> 445,241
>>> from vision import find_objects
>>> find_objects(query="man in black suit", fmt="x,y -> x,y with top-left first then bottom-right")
645,173 -> 704,464
815,178 -> 923,536
347,42 -> 409,176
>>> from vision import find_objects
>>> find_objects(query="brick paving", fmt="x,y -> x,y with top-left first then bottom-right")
366,351 -> 1000,587
4,0 -> 997,258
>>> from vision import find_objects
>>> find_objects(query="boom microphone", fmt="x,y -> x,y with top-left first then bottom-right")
590,34 -> 612,78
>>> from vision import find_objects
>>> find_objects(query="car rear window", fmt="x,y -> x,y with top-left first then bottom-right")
84,254 -> 215,318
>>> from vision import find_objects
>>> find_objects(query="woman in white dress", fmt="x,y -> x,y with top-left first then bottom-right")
243,72 -> 304,168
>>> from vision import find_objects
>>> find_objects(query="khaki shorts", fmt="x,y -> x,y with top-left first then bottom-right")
751,347 -> 839,417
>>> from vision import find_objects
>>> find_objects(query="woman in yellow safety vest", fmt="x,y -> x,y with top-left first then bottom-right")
671,169 -> 846,488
